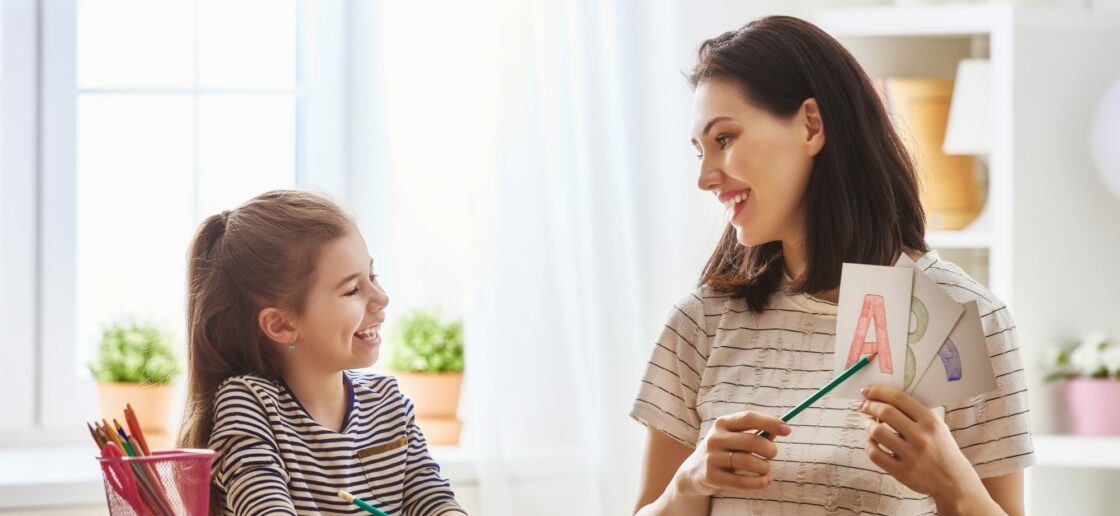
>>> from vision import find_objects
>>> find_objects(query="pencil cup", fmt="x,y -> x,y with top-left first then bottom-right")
97,448 -> 216,515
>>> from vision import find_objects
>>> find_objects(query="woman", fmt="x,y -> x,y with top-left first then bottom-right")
632,16 -> 1032,516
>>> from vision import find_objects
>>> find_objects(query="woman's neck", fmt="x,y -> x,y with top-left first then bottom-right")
282,367 -> 349,433
782,240 -> 925,304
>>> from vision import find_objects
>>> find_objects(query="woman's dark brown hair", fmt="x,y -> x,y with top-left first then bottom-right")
177,189 -> 355,512
691,16 -> 928,311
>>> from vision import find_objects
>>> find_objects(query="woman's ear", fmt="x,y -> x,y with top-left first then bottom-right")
258,307 -> 299,348
801,98 -> 826,157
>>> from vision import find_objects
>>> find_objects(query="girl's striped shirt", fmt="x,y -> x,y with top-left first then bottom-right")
209,371 -> 463,515
631,250 -> 1034,515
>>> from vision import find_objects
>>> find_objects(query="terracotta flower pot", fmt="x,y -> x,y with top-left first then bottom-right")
96,381 -> 177,450
393,372 -> 463,445
1066,378 -> 1120,436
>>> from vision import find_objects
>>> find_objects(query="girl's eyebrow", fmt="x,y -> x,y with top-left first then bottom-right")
335,258 -> 375,289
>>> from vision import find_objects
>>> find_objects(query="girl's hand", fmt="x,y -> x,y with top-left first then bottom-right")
860,385 -> 1003,515
670,411 -> 791,496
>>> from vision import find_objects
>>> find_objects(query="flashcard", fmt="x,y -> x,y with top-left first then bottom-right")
910,300 -> 997,407
895,254 -> 966,393
831,262 -> 914,398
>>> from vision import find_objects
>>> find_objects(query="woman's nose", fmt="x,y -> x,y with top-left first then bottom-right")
697,161 -> 721,192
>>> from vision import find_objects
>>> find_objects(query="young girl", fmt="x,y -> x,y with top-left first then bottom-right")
632,17 -> 1033,516
178,190 -> 466,515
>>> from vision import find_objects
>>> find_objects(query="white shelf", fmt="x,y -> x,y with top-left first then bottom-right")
813,4 -> 1006,37
1032,434 -> 1120,469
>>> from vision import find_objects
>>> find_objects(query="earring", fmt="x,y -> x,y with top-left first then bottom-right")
288,339 -> 297,350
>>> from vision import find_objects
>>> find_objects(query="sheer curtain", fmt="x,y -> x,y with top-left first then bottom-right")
464,1 -> 719,514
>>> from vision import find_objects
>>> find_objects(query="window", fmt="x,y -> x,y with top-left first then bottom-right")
33,0 -> 349,434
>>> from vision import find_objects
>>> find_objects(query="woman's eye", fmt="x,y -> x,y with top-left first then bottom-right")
716,134 -> 733,148
368,273 -> 378,283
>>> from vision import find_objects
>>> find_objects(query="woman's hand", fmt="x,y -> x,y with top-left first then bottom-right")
860,385 -> 1006,516
670,411 -> 791,497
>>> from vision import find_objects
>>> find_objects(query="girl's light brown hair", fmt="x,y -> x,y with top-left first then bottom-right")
176,190 -> 355,509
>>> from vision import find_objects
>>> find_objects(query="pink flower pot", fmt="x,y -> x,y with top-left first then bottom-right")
1066,378 -> 1120,436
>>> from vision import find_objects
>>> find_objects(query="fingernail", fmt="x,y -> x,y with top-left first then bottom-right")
860,386 -> 869,396
858,400 -> 866,410
779,423 -> 792,435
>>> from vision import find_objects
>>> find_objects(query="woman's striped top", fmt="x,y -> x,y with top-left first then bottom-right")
209,371 -> 463,515
631,250 -> 1034,515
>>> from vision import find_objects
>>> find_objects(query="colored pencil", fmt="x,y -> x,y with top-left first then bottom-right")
759,353 -> 878,439
125,404 -> 152,455
338,489 -> 391,516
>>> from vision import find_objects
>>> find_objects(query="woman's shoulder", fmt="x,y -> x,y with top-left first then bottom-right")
918,251 -> 1007,315
673,285 -> 732,317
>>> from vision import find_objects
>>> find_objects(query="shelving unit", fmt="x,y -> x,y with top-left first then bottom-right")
814,4 -> 1120,515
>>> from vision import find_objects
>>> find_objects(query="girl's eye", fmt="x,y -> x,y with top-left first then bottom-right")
344,286 -> 359,296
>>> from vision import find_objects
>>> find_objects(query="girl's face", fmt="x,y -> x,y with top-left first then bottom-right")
295,229 -> 389,372
691,78 -> 823,247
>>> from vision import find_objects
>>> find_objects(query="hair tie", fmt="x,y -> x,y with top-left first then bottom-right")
219,210 -> 232,225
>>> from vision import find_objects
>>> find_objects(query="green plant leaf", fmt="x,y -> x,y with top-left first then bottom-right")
88,319 -> 181,384
386,309 -> 465,373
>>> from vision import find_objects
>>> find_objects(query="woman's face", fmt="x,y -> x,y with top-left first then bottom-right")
296,229 -> 389,372
691,78 -> 823,247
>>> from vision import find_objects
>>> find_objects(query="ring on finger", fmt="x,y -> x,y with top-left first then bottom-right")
728,450 -> 734,471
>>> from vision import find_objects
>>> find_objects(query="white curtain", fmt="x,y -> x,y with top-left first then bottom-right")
464,1 -> 717,515
350,1 -> 796,514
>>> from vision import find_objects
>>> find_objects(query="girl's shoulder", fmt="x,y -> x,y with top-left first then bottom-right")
345,370 -> 409,402
213,374 -> 282,412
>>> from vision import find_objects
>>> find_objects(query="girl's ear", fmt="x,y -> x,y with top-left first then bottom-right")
258,307 -> 299,348
801,98 -> 826,158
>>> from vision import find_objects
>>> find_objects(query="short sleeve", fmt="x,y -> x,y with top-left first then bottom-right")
209,378 -> 297,515
395,389 -> 464,516
630,289 -> 712,448
943,303 -> 1036,479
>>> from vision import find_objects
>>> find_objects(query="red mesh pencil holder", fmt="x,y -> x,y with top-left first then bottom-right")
97,448 -> 217,516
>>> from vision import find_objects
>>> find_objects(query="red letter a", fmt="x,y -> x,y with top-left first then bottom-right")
845,294 -> 893,373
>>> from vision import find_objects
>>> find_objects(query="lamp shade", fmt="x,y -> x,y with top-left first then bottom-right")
943,59 -> 991,156
1090,77 -> 1120,201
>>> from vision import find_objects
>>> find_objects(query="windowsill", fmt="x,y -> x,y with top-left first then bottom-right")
0,444 -> 481,510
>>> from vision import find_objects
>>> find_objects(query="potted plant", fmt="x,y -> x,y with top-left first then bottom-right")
89,319 -> 181,449
1043,332 -> 1120,435
386,309 -> 465,446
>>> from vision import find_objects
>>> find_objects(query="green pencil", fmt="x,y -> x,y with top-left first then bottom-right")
338,489 -> 390,516
758,353 -> 878,439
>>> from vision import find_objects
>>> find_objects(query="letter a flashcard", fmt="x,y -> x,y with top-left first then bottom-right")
831,262 -> 914,398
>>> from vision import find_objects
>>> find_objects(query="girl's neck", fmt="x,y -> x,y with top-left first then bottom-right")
282,367 -> 349,433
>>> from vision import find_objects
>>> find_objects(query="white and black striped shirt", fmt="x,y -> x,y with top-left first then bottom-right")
210,371 -> 463,515
631,251 -> 1034,515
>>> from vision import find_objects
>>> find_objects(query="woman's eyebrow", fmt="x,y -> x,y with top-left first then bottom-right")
690,115 -> 734,146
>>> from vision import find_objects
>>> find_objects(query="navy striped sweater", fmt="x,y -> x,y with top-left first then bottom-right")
209,371 -> 463,515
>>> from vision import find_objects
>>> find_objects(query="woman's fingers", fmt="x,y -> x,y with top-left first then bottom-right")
714,411 -> 792,438
865,437 -> 901,475
865,419 -> 908,460
707,429 -> 779,460
861,384 -> 932,426
708,469 -> 773,491
860,399 -> 919,437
